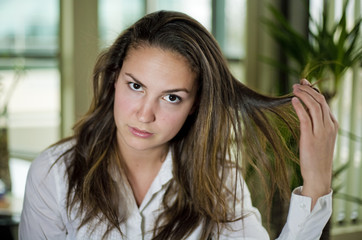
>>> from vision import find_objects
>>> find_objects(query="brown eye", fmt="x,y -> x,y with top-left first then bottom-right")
129,82 -> 143,91
163,94 -> 181,103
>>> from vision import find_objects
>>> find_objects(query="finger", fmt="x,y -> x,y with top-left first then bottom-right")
312,87 -> 320,93
297,84 -> 335,128
291,96 -> 313,134
329,110 -> 339,133
300,78 -> 311,86
300,79 -> 321,93
293,84 -> 324,133
330,111 -> 338,126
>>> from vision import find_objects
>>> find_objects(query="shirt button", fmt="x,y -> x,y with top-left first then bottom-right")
300,203 -> 306,209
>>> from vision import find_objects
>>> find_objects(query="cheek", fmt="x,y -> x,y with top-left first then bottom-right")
114,91 -> 136,120
159,110 -> 190,135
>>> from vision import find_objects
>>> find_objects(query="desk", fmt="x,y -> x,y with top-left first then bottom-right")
0,157 -> 31,240
0,195 -> 22,240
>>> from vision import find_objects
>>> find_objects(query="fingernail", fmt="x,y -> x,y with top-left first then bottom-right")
301,79 -> 311,85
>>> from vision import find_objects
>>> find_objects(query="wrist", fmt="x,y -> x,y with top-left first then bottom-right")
301,184 -> 331,199
302,172 -> 332,196
301,184 -> 331,210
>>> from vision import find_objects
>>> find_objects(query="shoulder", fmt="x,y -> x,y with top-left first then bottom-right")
27,140 -> 75,184
21,141 -> 76,239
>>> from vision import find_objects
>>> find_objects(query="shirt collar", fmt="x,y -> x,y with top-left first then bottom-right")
138,149 -> 173,211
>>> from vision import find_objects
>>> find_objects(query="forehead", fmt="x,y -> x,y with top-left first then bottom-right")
121,46 -> 197,88
125,45 -> 190,66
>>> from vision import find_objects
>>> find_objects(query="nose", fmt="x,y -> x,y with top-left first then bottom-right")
136,100 -> 156,123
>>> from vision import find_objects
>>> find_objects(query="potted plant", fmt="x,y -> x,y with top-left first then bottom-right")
262,0 -> 361,239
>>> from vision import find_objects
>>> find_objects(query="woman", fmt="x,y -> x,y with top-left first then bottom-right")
19,11 -> 337,239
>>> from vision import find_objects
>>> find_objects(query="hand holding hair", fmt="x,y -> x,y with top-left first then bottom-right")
291,79 -> 338,210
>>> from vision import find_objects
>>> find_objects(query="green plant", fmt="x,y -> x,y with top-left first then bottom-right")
262,1 -> 362,239
263,0 -> 361,100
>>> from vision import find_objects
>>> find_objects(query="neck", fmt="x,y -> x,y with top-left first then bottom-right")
118,145 -> 169,207
121,147 -> 168,173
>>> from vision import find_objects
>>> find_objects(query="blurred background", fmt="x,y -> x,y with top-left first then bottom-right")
0,0 -> 361,239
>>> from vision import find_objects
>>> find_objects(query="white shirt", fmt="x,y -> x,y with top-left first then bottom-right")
19,142 -> 332,240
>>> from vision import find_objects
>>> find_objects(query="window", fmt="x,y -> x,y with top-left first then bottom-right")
146,0 -> 212,29
224,0 -> 246,81
0,0 -> 60,159
99,0 -> 145,48
0,0 -> 60,199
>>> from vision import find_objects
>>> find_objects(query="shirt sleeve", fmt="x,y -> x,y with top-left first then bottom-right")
19,149 -> 67,240
276,187 -> 332,240
218,169 -> 332,240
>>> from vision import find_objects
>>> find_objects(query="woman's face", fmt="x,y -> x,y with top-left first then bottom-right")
114,46 -> 197,154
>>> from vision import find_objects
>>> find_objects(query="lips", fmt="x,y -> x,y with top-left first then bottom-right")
129,126 -> 153,138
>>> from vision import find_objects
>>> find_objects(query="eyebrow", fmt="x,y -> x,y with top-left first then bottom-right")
125,73 -> 191,94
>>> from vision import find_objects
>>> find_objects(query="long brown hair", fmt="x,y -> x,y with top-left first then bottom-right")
59,10 -> 300,239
